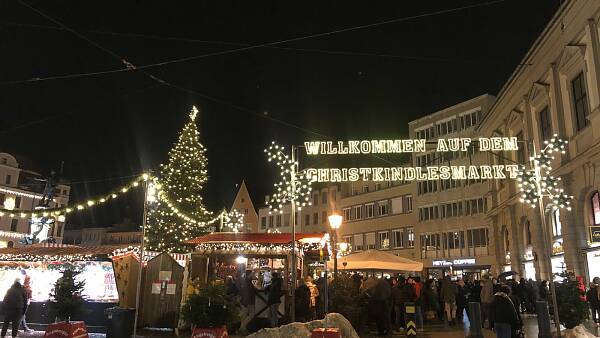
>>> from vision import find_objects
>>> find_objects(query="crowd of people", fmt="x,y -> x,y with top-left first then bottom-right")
352,273 -> 549,337
217,268 -> 568,337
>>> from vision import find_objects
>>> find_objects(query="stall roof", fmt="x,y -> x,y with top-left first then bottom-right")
0,244 -> 126,260
186,232 -> 325,245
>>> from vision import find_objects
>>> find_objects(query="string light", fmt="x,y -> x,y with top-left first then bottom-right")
517,134 -> 572,211
220,209 -> 245,233
264,141 -> 313,214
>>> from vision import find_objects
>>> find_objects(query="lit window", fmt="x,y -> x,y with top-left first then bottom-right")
592,192 -> 600,225
552,209 -> 562,237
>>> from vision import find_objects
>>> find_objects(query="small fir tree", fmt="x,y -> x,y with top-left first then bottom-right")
49,267 -> 87,322
147,106 -> 212,252
181,282 -> 239,330
555,271 -> 589,329
329,275 -> 367,332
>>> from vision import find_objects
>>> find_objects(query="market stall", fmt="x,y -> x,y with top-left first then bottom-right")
185,232 -> 326,324
0,244 -> 122,330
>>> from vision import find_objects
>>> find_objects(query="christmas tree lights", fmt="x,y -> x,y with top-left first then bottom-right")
146,106 -> 213,253
517,135 -> 572,210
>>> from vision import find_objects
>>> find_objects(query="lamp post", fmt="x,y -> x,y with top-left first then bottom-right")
517,135 -> 571,338
328,213 -> 343,278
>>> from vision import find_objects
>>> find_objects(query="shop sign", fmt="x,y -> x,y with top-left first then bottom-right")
591,226 -> 600,242
432,258 -> 476,266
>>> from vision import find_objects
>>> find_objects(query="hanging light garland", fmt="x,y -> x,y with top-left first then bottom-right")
517,134 -> 572,210
0,172 -> 226,228
264,142 -> 313,214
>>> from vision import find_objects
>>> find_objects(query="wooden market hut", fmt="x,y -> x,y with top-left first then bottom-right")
184,232 -> 326,323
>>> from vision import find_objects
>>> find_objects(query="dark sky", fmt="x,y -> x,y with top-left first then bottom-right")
0,0 -> 560,227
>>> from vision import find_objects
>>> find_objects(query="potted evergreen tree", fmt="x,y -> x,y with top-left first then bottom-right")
182,281 -> 239,338
45,266 -> 89,338
554,271 -> 589,335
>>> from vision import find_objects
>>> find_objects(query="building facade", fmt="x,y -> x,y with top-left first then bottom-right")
0,152 -> 70,246
408,94 -> 498,280
63,220 -> 142,246
476,0 -> 600,282
337,180 -> 416,260
230,181 -> 259,232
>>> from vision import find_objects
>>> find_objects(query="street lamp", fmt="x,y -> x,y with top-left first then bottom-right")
328,213 -> 343,278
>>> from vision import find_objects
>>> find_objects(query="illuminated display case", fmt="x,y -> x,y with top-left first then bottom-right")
0,261 -> 118,302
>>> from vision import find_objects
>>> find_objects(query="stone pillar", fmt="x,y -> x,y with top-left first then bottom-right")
561,174 -> 588,277
490,215 -> 503,276
509,206 -> 524,276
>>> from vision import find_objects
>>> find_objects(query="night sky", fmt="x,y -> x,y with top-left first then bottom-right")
0,0 -> 560,227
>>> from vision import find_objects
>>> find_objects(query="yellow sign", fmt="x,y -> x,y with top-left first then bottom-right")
405,305 -> 416,314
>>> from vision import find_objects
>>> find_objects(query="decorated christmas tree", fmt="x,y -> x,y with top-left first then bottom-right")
49,267 -> 87,322
147,106 -> 212,252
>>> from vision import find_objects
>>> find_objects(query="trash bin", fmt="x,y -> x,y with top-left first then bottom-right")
105,307 -> 135,338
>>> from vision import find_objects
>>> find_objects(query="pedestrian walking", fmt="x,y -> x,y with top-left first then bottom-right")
20,274 -> 32,332
588,277 -> 600,324
305,276 -> 319,320
456,278 -> 470,323
266,272 -> 282,327
1,280 -> 27,338
490,285 -> 523,338
480,275 -> 494,328
441,275 -> 458,326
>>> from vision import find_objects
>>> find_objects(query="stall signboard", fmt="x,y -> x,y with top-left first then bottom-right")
590,226 -> 600,242
304,137 -> 520,182
432,258 -> 476,267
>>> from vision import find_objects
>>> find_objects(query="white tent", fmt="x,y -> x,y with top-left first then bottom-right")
328,249 -> 423,272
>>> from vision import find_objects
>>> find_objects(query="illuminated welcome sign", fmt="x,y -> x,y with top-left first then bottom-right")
304,137 -> 519,182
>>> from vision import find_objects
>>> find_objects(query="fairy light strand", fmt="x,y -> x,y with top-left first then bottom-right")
264,141 -> 313,214
517,134 -> 573,210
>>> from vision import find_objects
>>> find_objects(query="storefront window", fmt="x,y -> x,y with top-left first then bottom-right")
525,221 -> 532,246
592,192 -> 600,225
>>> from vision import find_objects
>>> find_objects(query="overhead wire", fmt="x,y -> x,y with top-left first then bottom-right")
0,21 -> 486,64
12,0 -> 504,169
2,0 -> 505,85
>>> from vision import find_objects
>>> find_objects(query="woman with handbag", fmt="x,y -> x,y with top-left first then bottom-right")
490,285 -> 523,338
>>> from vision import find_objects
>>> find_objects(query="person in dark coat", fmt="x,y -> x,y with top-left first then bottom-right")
392,277 -> 416,331
2,280 -> 26,338
266,272 -> 283,327
240,270 -> 257,326
295,280 -> 311,322
456,279 -> 470,323
362,277 -> 392,336
490,285 -> 522,338
588,278 -> 600,324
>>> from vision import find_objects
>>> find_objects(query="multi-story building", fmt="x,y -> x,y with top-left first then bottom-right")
0,152 -> 70,246
337,180 -> 416,260
230,181 -> 259,232
409,95 -> 498,280
257,184 -> 340,234
476,0 -> 600,282
63,219 -> 142,246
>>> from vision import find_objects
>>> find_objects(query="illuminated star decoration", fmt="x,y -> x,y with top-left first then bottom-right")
264,142 -> 313,214
221,209 -> 245,233
517,134 -> 572,210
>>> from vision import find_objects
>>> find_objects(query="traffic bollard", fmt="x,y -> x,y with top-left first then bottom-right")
536,301 -> 552,338
405,302 -> 417,337
467,302 -> 483,338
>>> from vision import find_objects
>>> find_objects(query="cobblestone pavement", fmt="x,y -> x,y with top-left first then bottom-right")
14,316 -> 600,337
